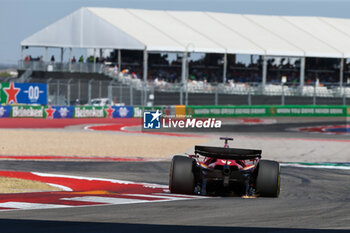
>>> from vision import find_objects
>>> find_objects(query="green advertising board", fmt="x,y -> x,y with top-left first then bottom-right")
186,105 -> 350,117
186,105 -> 267,117
270,105 -> 348,117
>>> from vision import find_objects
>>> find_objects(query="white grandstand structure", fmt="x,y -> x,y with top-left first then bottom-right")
19,7 -> 350,101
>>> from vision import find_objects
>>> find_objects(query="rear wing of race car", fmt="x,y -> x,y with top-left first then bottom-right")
194,145 -> 262,160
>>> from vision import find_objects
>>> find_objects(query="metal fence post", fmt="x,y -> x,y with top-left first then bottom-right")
248,87 -> 252,106
67,79 -> 72,105
119,84 -> 123,104
343,87 -> 346,106
56,80 -> 60,105
78,79 -> 81,101
99,80 -> 102,98
185,55 -> 189,106
118,49 -> 121,78
140,88 -> 144,106
69,48 -> 72,72
130,85 -> 133,106
281,84 -> 285,105
93,48 -> 96,73
222,53 -> 227,84
143,48 -> 148,106
185,83 -> 188,106
46,78 -> 52,105
340,58 -> 344,88
313,82 -> 316,105
88,79 -> 93,104
262,56 -> 267,93
180,52 -> 187,105
108,81 -> 113,101
215,84 -> 218,106
299,57 -> 305,93
179,90 -> 182,105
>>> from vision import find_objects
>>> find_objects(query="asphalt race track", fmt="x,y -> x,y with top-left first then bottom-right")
0,161 -> 349,233
0,119 -> 349,233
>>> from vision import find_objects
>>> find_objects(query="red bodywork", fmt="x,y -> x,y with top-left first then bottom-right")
200,157 -> 257,171
192,142 -> 258,172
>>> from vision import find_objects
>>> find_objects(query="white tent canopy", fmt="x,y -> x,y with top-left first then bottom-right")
21,7 -> 350,58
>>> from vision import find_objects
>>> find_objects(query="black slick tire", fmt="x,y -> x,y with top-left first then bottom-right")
256,160 -> 280,197
169,155 -> 195,195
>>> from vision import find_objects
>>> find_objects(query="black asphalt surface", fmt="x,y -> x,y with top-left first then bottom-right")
147,120 -> 350,140
0,161 -> 349,233
0,120 -> 349,233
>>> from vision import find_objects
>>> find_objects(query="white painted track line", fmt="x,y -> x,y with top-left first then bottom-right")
61,196 -> 150,205
153,193 -> 211,198
281,163 -> 350,170
124,194 -> 190,201
0,202 -> 71,210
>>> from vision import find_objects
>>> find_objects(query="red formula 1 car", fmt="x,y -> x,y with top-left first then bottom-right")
169,137 -> 280,198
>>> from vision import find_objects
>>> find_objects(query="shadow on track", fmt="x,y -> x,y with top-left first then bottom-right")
0,219 -> 347,233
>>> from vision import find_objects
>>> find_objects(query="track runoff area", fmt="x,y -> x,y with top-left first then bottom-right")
0,117 -> 349,232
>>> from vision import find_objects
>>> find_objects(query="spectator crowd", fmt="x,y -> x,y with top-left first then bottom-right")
24,50 -> 349,87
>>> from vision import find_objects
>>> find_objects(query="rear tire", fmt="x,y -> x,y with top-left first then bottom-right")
256,160 -> 280,197
169,155 -> 195,195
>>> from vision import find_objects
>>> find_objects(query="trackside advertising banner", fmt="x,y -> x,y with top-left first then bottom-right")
73,106 -> 133,118
269,105 -> 347,117
0,105 -> 11,118
74,106 -> 105,118
47,106 -> 75,119
133,106 -> 174,118
113,106 -> 133,118
186,105 -> 350,117
11,105 -> 45,118
0,82 -> 47,105
0,105 -> 348,119
1,105 -> 133,119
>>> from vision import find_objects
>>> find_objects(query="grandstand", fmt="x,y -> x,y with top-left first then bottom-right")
17,7 -> 350,105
